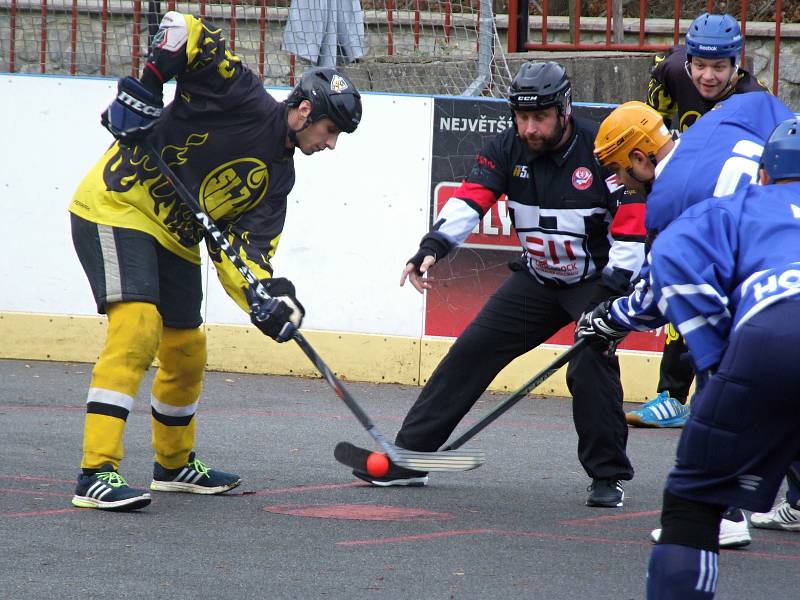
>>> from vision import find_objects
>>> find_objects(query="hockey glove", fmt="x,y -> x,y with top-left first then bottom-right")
101,76 -> 164,146
406,233 -> 452,275
247,278 -> 305,343
575,300 -> 629,354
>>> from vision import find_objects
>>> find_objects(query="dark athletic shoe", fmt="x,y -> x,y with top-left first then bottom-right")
71,465 -> 151,511
150,452 -> 241,494
586,478 -> 624,508
352,462 -> 429,487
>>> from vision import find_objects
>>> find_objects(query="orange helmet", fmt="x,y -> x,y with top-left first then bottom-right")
594,101 -> 671,171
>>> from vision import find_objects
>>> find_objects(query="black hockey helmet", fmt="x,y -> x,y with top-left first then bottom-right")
508,61 -> 572,116
287,67 -> 362,134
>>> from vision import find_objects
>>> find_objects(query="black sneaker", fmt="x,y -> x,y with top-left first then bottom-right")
586,478 -> 624,507
353,462 -> 429,487
71,464 -> 151,511
150,452 -> 241,494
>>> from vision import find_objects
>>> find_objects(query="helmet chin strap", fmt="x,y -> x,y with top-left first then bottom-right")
626,155 -> 658,194
287,115 -> 314,146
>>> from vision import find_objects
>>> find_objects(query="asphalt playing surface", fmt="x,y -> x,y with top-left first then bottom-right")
1,358 -> 797,599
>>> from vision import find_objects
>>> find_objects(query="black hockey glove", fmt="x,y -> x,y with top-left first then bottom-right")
406,233 -> 451,275
246,278 -> 305,343
575,300 -> 629,354
101,76 -> 164,146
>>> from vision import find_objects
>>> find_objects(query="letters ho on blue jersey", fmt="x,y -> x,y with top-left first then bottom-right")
644,92 -> 795,235
737,263 -> 800,329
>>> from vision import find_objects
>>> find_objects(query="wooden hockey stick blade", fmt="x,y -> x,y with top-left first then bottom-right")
334,441 -> 485,473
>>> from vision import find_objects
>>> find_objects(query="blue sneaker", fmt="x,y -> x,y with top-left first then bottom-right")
626,391 -> 689,428
150,452 -> 241,494
71,465 -> 151,511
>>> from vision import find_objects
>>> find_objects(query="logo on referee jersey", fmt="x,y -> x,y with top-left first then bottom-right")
572,166 -> 593,190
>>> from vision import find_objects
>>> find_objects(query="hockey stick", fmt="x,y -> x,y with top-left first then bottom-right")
143,142 -> 484,472
440,338 -> 588,451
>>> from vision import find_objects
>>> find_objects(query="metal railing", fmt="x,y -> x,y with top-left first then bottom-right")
507,0 -> 783,94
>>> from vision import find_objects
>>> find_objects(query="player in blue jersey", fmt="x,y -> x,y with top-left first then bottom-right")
643,119 -> 800,599
637,12 -> 770,430
585,93 -> 795,547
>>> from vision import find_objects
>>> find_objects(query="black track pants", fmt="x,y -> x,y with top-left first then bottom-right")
656,328 -> 695,403
395,270 -> 634,481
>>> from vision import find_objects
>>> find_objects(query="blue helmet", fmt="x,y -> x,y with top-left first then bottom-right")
685,13 -> 742,60
761,119 -> 800,181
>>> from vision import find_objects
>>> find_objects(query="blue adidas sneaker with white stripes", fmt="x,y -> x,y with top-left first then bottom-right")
71,465 -> 151,511
150,452 -> 241,495
626,391 -> 689,428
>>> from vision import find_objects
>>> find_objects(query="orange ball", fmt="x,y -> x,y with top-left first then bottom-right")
366,452 -> 390,477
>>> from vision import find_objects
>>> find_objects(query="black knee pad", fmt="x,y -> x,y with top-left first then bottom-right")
658,489 -> 725,552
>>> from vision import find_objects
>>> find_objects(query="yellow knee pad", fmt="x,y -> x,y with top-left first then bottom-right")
151,326 -> 207,468
91,302 -> 162,395
82,301 -> 162,470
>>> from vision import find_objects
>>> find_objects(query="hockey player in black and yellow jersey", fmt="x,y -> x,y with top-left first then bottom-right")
647,12 -> 768,132
68,11 -> 361,511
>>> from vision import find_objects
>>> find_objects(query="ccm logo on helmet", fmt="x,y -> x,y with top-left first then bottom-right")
118,91 -> 163,117
514,95 -> 539,102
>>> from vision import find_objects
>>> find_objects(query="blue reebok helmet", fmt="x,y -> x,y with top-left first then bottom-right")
761,119 -> 800,181
685,13 -> 742,60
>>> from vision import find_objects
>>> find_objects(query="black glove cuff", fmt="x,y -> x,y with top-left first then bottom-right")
419,232 -> 452,260
262,277 -> 296,299
261,277 -> 305,316
406,233 -> 452,275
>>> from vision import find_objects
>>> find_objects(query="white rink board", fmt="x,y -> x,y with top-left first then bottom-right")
0,75 -> 431,338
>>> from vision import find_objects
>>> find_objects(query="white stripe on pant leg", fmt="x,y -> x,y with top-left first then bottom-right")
98,224 -> 123,303
695,550 -> 708,592
710,553 -> 719,593
150,394 -> 198,418
88,388 -> 135,412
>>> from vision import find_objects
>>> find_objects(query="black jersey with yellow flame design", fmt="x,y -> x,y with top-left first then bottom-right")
70,13 -> 294,311
646,45 -> 769,132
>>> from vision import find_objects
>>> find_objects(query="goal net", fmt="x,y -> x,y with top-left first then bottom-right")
1,0 -> 513,97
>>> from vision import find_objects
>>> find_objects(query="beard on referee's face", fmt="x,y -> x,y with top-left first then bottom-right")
514,106 -> 568,153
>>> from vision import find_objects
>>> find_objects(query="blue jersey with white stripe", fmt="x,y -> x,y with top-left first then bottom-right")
648,182 -> 800,372
646,92 -> 794,235
611,92 -> 794,330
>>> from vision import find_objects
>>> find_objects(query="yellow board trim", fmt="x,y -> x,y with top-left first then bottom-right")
0,312 -> 662,402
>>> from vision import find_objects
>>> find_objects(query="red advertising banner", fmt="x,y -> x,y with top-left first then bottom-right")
426,98 -> 664,352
